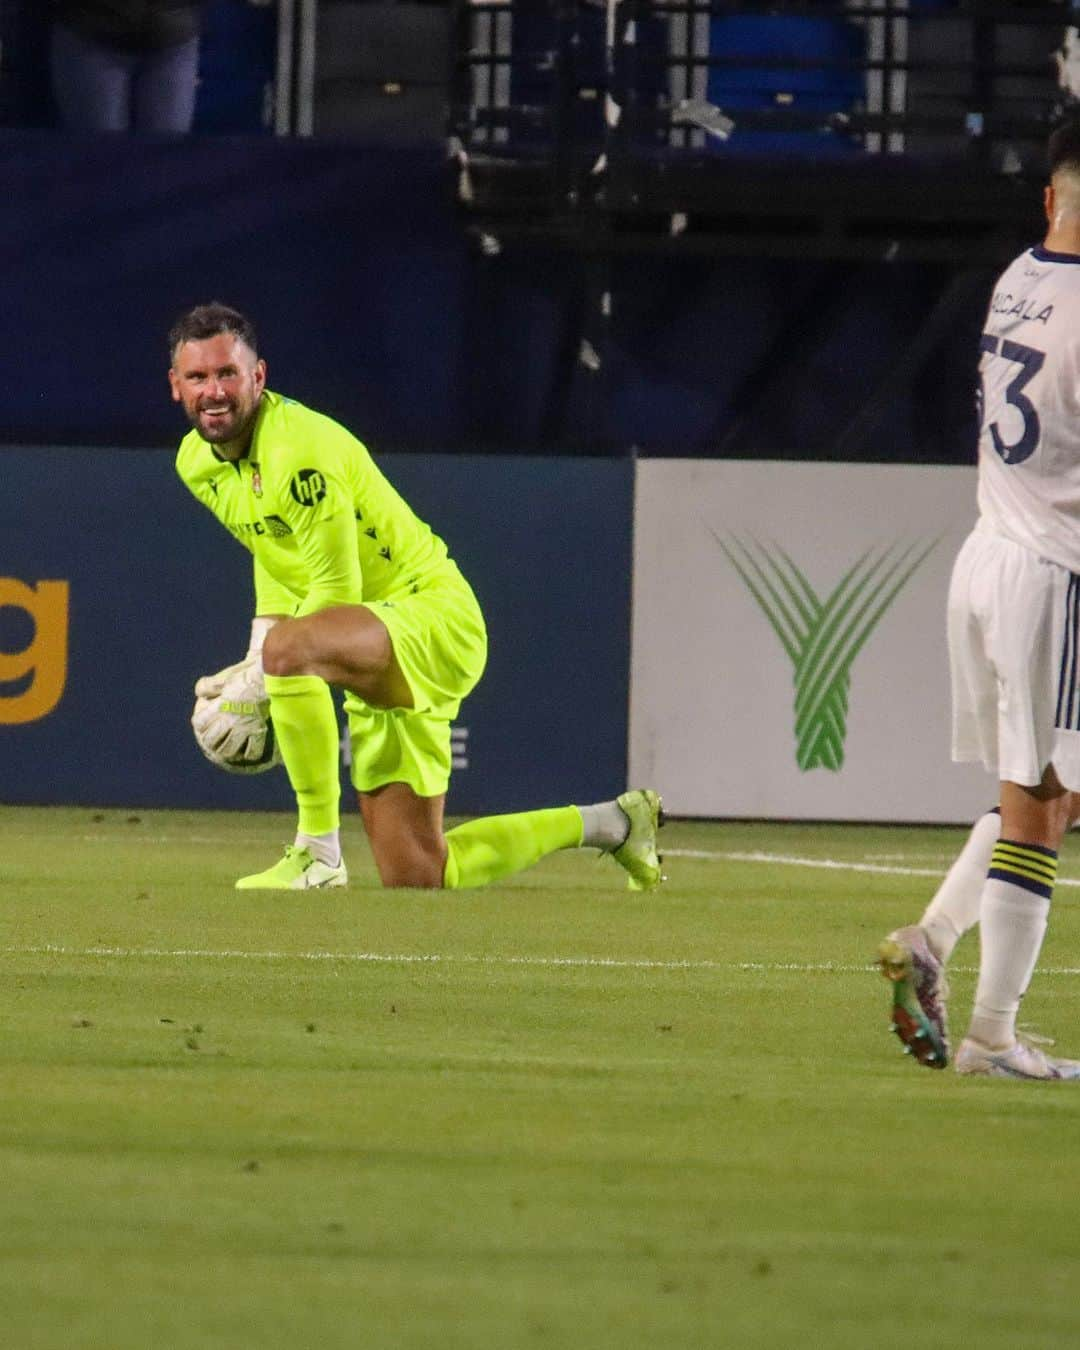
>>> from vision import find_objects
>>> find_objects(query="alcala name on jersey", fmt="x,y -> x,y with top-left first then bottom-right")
990,291 -> 1054,324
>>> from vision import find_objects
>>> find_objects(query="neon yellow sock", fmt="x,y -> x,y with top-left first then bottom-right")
265,673 -> 340,836
442,806 -> 584,889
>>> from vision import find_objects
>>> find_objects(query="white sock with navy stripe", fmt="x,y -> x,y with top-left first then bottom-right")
967,840 -> 1054,1050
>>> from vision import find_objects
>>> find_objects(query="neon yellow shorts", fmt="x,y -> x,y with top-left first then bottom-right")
343,567 -> 488,797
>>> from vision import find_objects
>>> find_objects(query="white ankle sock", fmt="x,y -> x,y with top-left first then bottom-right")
295,831 -> 342,868
968,846 -> 1054,1049
920,809 -> 1001,962
578,801 -> 629,851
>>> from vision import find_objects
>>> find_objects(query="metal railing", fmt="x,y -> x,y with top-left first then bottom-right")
275,0 -> 319,135
451,0 -> 1074,172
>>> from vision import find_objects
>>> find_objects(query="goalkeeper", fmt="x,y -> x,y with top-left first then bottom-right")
170,302 -> 662,891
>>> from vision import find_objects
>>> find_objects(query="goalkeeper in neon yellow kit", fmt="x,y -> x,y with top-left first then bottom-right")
170,302 -> 663,891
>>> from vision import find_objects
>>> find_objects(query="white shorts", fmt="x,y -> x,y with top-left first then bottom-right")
949,524 -> 1080,789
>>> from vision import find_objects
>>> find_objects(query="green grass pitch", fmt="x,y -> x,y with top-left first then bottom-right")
3,805 -> 1080,1349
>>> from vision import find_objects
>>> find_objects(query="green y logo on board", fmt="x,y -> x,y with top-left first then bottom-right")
716,535 -> 939,772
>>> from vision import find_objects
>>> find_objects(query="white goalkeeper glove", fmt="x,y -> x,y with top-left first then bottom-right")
191,620 -> 283,775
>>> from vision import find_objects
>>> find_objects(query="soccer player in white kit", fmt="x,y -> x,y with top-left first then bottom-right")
879,120 -> 1080,1080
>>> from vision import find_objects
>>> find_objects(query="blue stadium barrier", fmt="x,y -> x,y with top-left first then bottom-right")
0,448 -> 632,816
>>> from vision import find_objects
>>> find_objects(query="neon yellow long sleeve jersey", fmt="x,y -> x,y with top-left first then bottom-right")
175,390 -> 457,617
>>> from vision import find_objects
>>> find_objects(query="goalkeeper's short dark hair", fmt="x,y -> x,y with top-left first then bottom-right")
168,302 -> 258,358
1048,119 -> 1080,179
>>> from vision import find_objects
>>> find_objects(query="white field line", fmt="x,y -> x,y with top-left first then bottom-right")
5,943 -> 1080,978
0,944 -> 822,972
666,848 -> 1080,890
668,847 -> 945,876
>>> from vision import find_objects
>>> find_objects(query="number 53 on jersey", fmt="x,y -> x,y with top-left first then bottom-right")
978,334 -> 1046,465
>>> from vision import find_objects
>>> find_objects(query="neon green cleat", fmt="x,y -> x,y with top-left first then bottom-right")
612,788 -> 665,891
235,845 -> 348,891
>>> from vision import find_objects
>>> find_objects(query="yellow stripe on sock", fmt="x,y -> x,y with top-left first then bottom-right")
989,841 -> 1058,897
992,844 -> 1057,882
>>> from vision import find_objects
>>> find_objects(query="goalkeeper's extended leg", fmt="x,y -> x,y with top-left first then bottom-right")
264,607 -> 665,890
444,791 -> 663,891
360,784 -> 664,890
236,674 -> 347,890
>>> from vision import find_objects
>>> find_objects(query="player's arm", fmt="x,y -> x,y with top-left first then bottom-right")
279,470 -> 364,616
199,559 -> 296,695
253,557 -> 299,628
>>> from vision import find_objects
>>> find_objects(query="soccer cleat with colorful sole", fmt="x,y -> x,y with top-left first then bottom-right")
878,925 -> 949,1069
235,844 -> 348,891
612,789 -> 665,892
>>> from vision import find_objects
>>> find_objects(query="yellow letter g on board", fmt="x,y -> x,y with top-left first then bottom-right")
0,579 -> 69,724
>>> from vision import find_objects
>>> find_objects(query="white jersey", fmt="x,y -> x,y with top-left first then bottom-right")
976,245 -> 1080,573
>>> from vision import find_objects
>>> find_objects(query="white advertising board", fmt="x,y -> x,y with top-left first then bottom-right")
629,460 -> 997,823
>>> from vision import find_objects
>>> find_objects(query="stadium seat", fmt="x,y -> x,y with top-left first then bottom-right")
312,0 -> 451,142
706,13 -> 865,157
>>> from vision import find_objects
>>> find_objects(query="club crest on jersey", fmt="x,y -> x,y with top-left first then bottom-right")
290,468 -> 327,506
251,465 -> 263,498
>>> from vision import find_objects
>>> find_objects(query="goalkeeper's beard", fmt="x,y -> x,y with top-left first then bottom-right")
193,400 -> 257,446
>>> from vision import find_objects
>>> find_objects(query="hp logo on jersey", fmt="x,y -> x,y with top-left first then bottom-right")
290,469 -> 327,506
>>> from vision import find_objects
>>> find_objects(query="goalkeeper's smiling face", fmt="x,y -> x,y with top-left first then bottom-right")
169,332 -> 267,457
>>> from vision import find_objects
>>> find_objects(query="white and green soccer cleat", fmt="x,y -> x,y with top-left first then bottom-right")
235,845 -> 348,891
611,788 -> 665,891
954,1036 -> 1080,1081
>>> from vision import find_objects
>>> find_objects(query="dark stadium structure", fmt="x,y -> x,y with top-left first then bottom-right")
450,0 -> 1060,262
0,0 -> 1073,462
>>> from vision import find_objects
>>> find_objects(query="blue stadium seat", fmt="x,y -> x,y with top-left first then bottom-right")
707,14 -> 865,157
